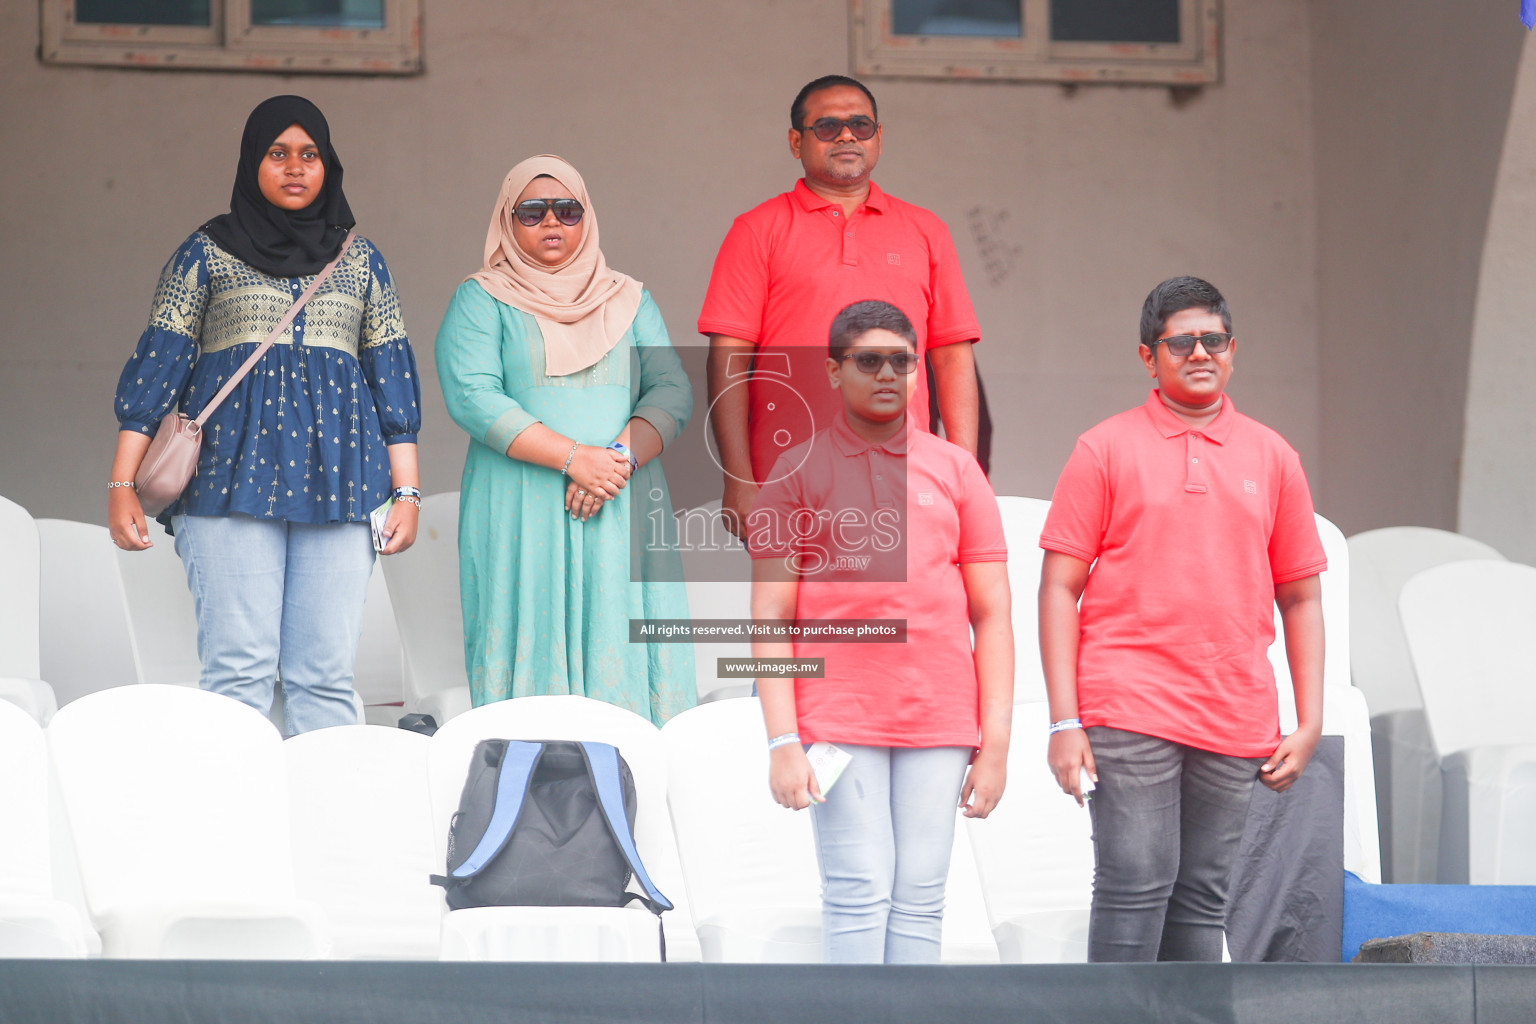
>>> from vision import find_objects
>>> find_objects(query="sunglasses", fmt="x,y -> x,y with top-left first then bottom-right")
1150,332 -> 1234,357
514,198 -> 585,227
840,351 -> 918,375
800,116 -> 878,143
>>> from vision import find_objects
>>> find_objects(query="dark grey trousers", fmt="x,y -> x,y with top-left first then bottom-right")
1085,726 -> 1263,962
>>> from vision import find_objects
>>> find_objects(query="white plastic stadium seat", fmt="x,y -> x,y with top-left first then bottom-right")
115,517 -> 202,687
1347,526 -> 1505,883
0,680 -> 57,729
684,575 -> 753,704
353,563 -> 406,712
378,491 -> 473,725
662,699 -> 821,961
0,494 -> 59,724
1349,528 -> 1504,716
965,702 -> 1092,963
939,814 -> 1001,962
47,684 -> 329,957
1401,560 -> 1536,883
994,496 -> 1052,704
428,695 -> 694,961
1266,513 -> 1351,694
284,725 -> 442,958
0,700 -> 95,957
36,519 -> 141,706
673,501 -> 754,703
440,906 -> 664,961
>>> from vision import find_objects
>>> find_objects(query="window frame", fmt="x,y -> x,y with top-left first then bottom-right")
40,0 -> 422,74
850,0 -> 1219,86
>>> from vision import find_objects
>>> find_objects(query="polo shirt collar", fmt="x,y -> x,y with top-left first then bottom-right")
1143,388 -> 1236,443
830,409 -> 910,456
792,178 -> 889,215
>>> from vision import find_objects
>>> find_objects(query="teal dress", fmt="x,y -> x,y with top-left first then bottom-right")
436,281 -> 695,725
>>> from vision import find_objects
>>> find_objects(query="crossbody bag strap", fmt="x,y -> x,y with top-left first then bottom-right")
191,229 -> 356,428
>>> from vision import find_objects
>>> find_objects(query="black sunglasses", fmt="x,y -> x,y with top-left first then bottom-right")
799,116 -> 878,143
1150,333 -> 1234,357
514,198 -> 585,227
840,351 -> 918,375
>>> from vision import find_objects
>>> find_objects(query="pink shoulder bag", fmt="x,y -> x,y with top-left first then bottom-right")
134,231 -> 356,516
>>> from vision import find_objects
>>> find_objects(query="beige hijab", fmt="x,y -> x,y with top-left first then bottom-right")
469,155 -> 643,376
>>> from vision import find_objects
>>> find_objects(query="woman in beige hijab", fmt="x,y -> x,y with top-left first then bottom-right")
437,155 -> 695,724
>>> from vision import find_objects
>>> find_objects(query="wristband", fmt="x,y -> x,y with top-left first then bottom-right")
607,441 -> 638,473
561,443 -> 579,476
1048,718 -> 1083,735
392,485 -> 422,500
766,732 -> 802,751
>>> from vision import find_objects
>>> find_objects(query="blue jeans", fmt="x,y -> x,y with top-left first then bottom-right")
1085,726 -> 1262,962
173,514 -> 373,735
809,744 -> 972,964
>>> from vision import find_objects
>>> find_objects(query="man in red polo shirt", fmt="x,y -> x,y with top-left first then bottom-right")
1038,276 -> 1326,963
699,74 -> 981,537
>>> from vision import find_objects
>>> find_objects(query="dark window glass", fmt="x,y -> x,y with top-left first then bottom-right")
75,0 -> 210,26
1049,0 -> 1180,43
891,0 -> 1022,38
250,0 -> 385,29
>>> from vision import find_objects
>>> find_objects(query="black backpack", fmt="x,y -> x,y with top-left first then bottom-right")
430,739 -> 673,917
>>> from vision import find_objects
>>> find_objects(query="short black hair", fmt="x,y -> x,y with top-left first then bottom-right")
828,300 -> 917,361
1139,276 -> 1233,348
791,75 -> 879,131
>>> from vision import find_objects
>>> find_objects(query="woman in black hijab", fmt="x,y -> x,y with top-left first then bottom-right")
107,95 -> 423,735
203,95 -> 355,277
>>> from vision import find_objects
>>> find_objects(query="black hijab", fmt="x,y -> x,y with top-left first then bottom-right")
202,95 -> 355,278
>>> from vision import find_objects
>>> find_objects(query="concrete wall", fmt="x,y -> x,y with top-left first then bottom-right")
1462,30 -> 1536,563
1310,0 -> 1523,537
5,0 -> 1316,521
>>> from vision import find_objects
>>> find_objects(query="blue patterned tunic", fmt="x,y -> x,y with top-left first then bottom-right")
115,231 -> 421,524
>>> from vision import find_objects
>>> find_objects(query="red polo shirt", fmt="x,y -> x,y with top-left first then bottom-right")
748,412 -> 1007,748
698,180 -> 981,483
1039,391 -> 1327,757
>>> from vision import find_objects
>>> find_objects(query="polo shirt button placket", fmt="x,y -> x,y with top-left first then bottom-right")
1185,432 -> 1209,494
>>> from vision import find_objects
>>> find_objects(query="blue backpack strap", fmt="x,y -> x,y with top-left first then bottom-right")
451,740 -> 544,881
579,741 -> 673,913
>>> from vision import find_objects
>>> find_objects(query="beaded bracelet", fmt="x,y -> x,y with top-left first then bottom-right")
1048,718 -> 1083,735
561,443 -> 579,476
766,732 -> 802,751
107,481 -> 136,490
394,494 -> 422,508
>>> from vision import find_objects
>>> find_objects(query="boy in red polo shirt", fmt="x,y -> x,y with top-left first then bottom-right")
748,300 -> 1012,964
1039,276 -> 1326,963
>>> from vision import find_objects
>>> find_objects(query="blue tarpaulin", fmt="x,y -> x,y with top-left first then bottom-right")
1343,870 -> 1536,961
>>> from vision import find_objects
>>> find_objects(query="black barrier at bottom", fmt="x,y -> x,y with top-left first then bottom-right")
0,961 -> 1533,1024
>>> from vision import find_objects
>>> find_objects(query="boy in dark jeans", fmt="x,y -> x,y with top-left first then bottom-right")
1038,276 -> 1326,962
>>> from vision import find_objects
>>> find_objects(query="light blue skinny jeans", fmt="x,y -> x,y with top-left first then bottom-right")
809,743 -> 972,964
173,514 -> 373,735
